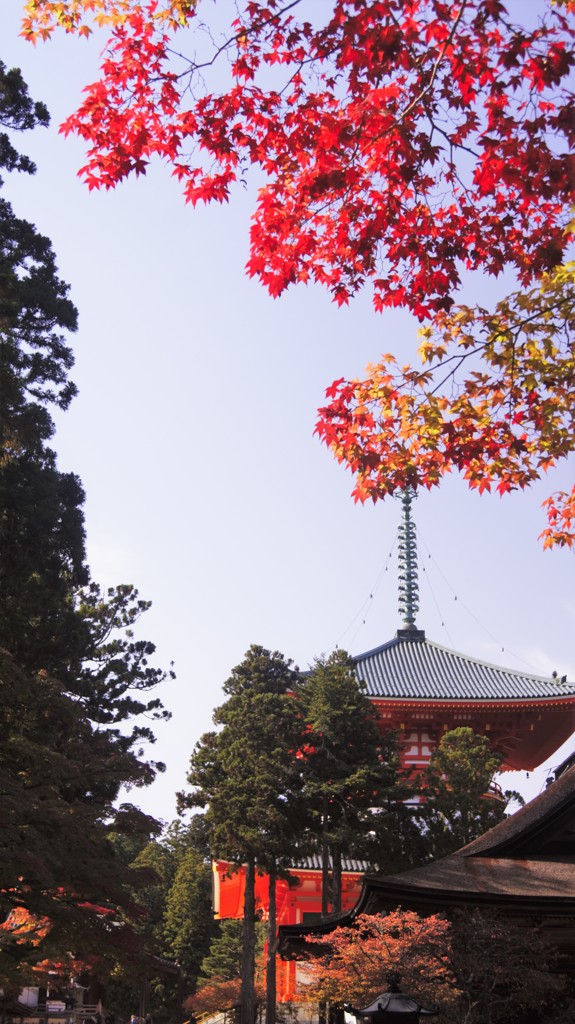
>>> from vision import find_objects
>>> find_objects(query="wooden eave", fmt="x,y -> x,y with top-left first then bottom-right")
344,872 -> 575,918
371,695 -> 575,770
370,696 -> 575,711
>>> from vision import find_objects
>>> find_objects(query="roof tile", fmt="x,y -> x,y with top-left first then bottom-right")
354,634 -> 575,702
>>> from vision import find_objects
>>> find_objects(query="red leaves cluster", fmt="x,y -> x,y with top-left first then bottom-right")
23,0 -> 575,545
25,0 -> 574,318
0,906 -> 51,946
541,486 -> 575,548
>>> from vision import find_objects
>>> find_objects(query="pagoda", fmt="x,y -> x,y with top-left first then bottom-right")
358,489 -> 575,774
213,492 -> 575,1002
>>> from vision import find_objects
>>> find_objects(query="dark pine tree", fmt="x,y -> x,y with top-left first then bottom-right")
419,727 -> 523,860
179,645 -> 306,1024
0,59 -> 173,987
296,649 -> 419,912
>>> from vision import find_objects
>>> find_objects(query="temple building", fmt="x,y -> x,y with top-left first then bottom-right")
360,490 -> 575,774
214,491 -> 575,1002
279,751 -> 575,974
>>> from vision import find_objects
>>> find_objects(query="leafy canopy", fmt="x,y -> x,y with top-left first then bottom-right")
418,727 -> 522,860
301,909 -> 567,1024
181,644 -> 304,867
21,0 -> 573,315
302,910 -> 455,1013
297,650 -> 420,901
316,261 -> 575,546
19,0 -> 575,542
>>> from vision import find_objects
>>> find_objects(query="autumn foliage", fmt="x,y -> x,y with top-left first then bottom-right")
184,977 -> 243,1017
316,263 -> 575,545
300,910 -> 567,1024
20,0 -> 575,544
302,911 -> 455,1012
21,1 -> 573,311
185,975 -> 266,1018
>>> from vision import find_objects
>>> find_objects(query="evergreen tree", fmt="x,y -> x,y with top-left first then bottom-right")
180,645 -> 305,1024
419,727 -> 522,860
0,648 -> 164,991
199,920 -> 244,984
0,457 -> 173,776
0,60 -> 77,460
189,919 -> 267,1019
296,650 -> 417,912
0,61 -> 173,986
163,845 -> 212,992
0,61 -> 48,175
104,817 -> 213,1024
0,452 -> 88,670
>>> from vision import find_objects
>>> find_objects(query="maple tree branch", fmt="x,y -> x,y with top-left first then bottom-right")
423,293 -> 573,399
427,112 -> 479,161
277,54 -> 321,98
447,138 -> 477,196
166,0 -> 303,82
396,0 -> 470,124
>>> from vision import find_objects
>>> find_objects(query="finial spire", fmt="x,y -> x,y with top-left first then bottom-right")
397,488 -> 423,637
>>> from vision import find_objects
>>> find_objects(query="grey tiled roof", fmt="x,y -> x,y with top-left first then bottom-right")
354,632 -> 575,702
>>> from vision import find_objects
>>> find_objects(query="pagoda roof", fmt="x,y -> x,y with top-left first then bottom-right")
354,630 -> 575,704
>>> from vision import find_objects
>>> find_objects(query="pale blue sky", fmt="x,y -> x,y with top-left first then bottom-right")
2,1 -> 574,821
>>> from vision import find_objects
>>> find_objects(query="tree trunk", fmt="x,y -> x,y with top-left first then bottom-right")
321,799 -> 331,917
265,862 -> 277,1024
331,847 -> 342,914
240,855 -> 257,1024
320,809 -> 330,1024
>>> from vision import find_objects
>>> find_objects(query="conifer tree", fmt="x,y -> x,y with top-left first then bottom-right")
163,845 -> 212,992
103,818 -> 213,1024
179,645 -> 305,1024
0,648 -> 164,990
0,59 -> 77,460
419,727 -> 522,860
0,59 -> 173,985
296,650 -> 417,912
190,919 -> 267,1019
198,920 -> 244,986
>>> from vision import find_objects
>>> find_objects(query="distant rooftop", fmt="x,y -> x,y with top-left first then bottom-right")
291,852 -> 370,873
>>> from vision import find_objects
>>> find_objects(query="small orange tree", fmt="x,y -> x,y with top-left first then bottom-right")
184,978 -> 243,1018
301,911 -> 458,1016
300,910 -> 567,1024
